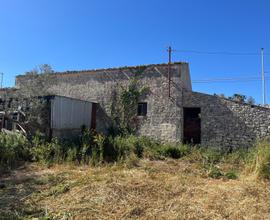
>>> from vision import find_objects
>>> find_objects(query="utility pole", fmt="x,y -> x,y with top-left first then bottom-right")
167,46 -> 172,98
261,48 -> 266,105
0,73 -> 3,89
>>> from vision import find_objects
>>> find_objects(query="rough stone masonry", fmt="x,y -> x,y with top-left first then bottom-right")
13,62 -> 270,149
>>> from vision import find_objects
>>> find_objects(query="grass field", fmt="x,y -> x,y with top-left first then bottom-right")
0,158 -> 269,220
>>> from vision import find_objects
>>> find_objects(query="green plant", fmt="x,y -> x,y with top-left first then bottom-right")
91,133 -> 105,165
31,135 -> 63,165
207,165 -> 223,179
66,147 -> 78,163
245,140 -> 270,180
110,75 -> 150,136
49,184 -> 70,197
0,132 -> 30,169
224,148 -> 247,166
163,145 -> 182,159
113,136 -> 133,161
201,148 -> 224,165
80,129 -> 94,164
157,144 -> 190,159
134,141 -> 144,158
225,171 -> 238,180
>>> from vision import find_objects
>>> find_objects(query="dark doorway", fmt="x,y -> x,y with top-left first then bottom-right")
183,108 -> 201,144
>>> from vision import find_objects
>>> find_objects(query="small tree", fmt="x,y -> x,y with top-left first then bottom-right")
228,94 -> 247,103
6,64 -> 55,137
19,64 -> 55,97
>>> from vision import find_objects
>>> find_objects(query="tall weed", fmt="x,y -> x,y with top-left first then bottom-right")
245,140 -> 270,180
0,132 -> 30,168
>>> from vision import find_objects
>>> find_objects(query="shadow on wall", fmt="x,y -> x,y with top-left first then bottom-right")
95,103 -> 112,135
183,90 -> 265,150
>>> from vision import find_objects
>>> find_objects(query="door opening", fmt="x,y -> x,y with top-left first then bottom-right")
183,108 -> 201,144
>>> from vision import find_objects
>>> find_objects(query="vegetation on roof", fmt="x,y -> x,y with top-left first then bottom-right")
16,62 -> 186,77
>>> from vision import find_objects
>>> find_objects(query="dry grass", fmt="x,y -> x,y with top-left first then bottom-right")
0,159 -> 270,220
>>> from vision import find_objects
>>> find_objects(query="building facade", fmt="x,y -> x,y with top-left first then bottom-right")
14,62 -> 270,149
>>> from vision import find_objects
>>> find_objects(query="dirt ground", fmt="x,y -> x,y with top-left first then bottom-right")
0,160 -> 270,220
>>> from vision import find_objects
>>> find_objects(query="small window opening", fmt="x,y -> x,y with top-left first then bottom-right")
137,102 -> 147,116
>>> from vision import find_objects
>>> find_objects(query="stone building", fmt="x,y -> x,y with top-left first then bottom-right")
13,62 -> 270,148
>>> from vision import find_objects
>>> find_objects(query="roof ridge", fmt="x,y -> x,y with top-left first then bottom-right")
16,62 -> 187,78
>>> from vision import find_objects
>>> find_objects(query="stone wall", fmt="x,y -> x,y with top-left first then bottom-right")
15,61 -> 270,148
16,63 -> 191,142
183,91 -> 270,149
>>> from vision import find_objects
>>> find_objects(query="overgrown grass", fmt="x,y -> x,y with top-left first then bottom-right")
0,130 -> 270,181
1,135 -> 270,219
245,139 -> 270,180
29,132 -> 193,166
2,161 -> 269,219
0,132 -> 30,170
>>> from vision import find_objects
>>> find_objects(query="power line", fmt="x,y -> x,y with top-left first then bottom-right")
173,49 -> 270,56
193,76 -> 270,83
166,47 -> 268,103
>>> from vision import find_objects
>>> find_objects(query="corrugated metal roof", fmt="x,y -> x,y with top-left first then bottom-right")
45,95 -> 98,104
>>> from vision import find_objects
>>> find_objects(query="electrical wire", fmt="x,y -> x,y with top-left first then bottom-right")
193,76 -> 270,83
172,49 -> 270,56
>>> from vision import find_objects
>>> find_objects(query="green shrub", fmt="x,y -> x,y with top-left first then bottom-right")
245,140 -> 270,180
49,184 -> 70,197
113,136 -> 133,161
225,171 -> 238,180
0,132 -> 30,169
102,135 -> 143,162
138,137 -> 163,159
163,145 -> 182,159
201,148 -> 224,165
158,144 -> 190,159
134,141 -> 144,158
66,146 -> 78,163
102,136 -> 118,162
224,148 -> 247,166
31,136 -> 63,164
91,133 -> 105,165
207,165 -> 223,179
80,129 -> 95,164
5,127 -> 253,170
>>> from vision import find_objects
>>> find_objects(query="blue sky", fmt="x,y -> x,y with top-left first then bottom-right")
0,0 -> 269,103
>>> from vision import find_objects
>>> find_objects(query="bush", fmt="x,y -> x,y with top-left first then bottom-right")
207,165 -> 223,179
134,141 -> 144,158
31,135 -> 64,164
79,128 -> 95,164
158,144 -> 190,159
245,140 -> 270,180
103,135 -> 150,162
0,132 -> 30,169
4,127 -> 260,174
66,147 -> 78,163
225,171 -> 238,180
137,137 -> 163,159
91,133 -> 105,165
223,148 -> 247,166
201,148 -> 224,165
113,135 -> 135,161
163,145 -> 182,159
